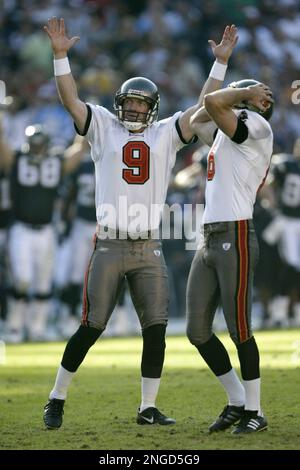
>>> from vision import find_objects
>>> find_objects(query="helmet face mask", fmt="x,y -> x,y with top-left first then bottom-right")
114,77 -> 160,131
228,79 -> 273,121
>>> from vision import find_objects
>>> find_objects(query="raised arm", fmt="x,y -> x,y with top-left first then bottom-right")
204,84 -> 273,138
179,24 -> 238,142
44,17 -> 87,133
62,135 -> 90,175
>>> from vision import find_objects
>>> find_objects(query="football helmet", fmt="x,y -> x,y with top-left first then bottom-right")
24,124 -> 50,161
228,79 -> 273,121
25,124 -> 49,149
114,77 -> 160,131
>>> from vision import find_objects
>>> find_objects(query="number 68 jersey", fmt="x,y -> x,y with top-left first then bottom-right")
11,148 -> 63,225
79,104 -> 189,232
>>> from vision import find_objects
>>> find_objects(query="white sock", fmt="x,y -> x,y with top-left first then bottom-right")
49,365 -> 75,400
243,378 -> 261,414
217,368 -> 245,406
140,377 -> 161,412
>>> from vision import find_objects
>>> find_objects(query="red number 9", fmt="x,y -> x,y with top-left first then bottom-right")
122,141 -> 150,184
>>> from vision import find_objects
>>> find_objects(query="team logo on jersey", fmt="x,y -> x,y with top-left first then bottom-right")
222,243 -> 231,251
154,250 -> 161,257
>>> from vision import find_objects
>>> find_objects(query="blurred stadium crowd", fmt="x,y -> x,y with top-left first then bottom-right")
1,0 -> 300,342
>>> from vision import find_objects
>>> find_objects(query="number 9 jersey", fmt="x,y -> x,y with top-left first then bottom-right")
76,104 -> 191,233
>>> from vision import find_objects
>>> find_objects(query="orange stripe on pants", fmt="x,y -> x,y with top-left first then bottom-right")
236,220 -> 249,342
81,233 -> 97,326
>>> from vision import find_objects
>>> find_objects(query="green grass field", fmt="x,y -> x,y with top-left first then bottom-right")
1,330 -> 300,450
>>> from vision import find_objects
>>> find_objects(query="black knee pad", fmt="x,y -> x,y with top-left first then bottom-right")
12,289 -> 30,301
34,292 -> 52,301
141,324 -> 166,378
61,325 -> 103,372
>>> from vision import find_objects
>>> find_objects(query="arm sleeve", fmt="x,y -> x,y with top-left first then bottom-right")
175,119 -> 198,145
74,104 -> 92,136
231,109 -> 271,144
243,110 -> 271,140
74,104 -> 113,162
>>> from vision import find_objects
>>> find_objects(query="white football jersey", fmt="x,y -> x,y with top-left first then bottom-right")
203,109 -> 273,224
85,105 -> 186,232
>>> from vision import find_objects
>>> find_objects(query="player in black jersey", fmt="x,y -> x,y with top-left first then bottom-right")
263,139 -> 300,327
1,124 -> 86,342
0,121 -> 13,332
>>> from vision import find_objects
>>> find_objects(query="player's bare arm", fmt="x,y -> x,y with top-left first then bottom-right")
62,135 -> 90,175
179,24 -> 238,142
204,84 -> 274,138
44,17 -> 87,133
0,118 -> 14,171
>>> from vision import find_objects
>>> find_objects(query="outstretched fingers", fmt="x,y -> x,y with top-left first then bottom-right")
59,18 -> 65,36
225,24 -> 238,45
222,25 -> 231,40
50,17 -> 59,32
44,17 -> 58,37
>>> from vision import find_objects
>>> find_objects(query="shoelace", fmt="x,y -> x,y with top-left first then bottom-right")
46,401 -> 64,416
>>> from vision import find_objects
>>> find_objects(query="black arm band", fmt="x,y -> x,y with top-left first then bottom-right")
231,118 -> 249,144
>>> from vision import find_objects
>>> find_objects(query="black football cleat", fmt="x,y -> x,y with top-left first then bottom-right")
137,407 -> 176,425
232,410 -> 268,434
43,398 -> 65,429
209,405 -> 244,433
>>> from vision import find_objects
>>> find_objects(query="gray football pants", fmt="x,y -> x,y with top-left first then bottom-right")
187,220 -> 259,345
81,236 -> 169,331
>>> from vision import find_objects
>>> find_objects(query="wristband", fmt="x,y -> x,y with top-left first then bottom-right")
209,61 -> 228,81
54,57 -> 71,76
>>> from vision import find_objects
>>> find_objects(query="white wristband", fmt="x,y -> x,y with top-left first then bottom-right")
209,61 -> 228,81
53,57 -> 71,76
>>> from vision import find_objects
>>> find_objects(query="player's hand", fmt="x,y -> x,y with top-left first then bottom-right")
44,17 -> 80,57
246,84 -> 274,112
209,25 -> 238,65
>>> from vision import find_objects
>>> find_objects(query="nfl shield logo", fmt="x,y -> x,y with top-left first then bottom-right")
222,243 -> 231,251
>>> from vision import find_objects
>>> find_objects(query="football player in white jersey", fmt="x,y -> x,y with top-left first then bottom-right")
187,80 -> 274,434
42,17 -> 238,429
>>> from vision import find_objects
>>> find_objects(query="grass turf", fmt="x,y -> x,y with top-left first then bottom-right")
0,329 -> 300,450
